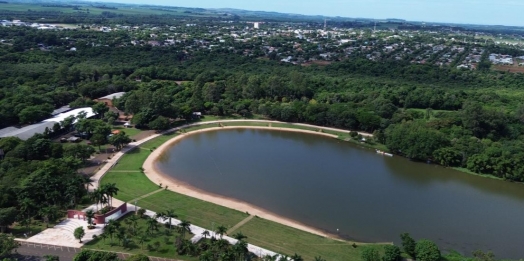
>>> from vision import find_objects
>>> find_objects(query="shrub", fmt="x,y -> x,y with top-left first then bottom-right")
415,239 -> 441,261
361,247 -> 381,261
382,245 -> 401,261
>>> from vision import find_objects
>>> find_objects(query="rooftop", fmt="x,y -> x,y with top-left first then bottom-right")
0,107 -> 96,140
97,92 -> 126,100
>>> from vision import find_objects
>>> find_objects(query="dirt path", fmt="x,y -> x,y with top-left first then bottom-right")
227,215 -> 255,234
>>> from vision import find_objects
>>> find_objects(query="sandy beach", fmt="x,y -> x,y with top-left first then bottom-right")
142,126 -> 343,240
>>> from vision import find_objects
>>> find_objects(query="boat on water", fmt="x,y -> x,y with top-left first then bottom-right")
376,150 -> 393,157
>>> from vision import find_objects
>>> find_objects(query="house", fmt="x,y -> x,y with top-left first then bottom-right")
51,105 -> 72,116
192,112 -> 202,119
95,92 -> 126,107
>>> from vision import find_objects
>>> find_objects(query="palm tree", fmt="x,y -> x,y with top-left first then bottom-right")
99,232 -> 108,242
233,240 -> 248,261
202,230 -> 210,239
233,232 -> 247,241
82,176 -> 93,192
85,209 -> 95,227
176,220 -> 192,239
263,255 -> 278,261
105,220 -> 119,243
214,238 -> 230,252
116,228 -> 126,246
215,225 -> 227,239
146,217 -> 159,235
199,250 -> 213,261
278,255 -> 289,261
291,253 -> 303,261
163,209 -> 177,229
138,233 -> 148,250
314,256 -> 326,261
90,189 -> 103,212
102,183 -> 119,208
129,215 -> 139,234
154,211 -> 165,222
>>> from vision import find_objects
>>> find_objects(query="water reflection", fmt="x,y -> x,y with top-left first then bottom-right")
155,129 -> 524,259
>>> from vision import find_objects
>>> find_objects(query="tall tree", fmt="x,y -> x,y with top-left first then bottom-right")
0,207 -> 17,233
0,234 -> 18,259
109,132 -> 131,151
400,233 -> 416,259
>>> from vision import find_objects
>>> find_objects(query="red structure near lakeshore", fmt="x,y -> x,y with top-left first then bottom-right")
67,203 -> 128,224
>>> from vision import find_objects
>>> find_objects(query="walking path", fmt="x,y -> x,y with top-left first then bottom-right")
227,215 -> 255,234
128,188 -> 165,202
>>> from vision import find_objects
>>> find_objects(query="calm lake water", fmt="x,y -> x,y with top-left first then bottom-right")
156,129 -> 524,259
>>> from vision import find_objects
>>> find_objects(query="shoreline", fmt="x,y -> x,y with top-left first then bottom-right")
142,126 -> 345,241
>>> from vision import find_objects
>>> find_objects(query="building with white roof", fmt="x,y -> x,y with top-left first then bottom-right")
0,108 -> 96,140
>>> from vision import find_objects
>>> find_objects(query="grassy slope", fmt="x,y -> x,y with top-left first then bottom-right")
239,218 -> 384,260
137,191 -> 248,229
101,171 -> 160,202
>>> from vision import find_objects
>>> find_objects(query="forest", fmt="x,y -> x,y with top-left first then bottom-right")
1,24 -> 524,183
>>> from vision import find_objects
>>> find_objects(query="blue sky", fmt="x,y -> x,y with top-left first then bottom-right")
90,0 -> 523,26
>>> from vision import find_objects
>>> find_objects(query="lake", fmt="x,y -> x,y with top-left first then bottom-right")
156,128 -> 524,259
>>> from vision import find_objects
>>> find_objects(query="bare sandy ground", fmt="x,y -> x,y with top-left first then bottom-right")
142,126 -> 343,240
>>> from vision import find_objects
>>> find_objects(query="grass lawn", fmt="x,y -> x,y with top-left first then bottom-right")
139,132 -> 179,150
83,213 -> 199,260
136,191 -> 249,230
113,126 -> 143,138
101,172 -> 160,202
271,123 -> 318,132
111,148 -> 152,171
239,217 -> 385,260
222,122 -> 270,127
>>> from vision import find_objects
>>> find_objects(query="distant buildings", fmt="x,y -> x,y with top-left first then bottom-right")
489,54 -> 513,65
0,108 -> 96,140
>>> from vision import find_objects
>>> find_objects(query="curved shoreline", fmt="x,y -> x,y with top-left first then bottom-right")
142,126 -> 344,240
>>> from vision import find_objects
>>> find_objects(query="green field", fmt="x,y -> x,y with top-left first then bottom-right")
112,126 -> 144,138
101,171 -> 160,202
111,147 -> 152,171
136,191 -> 248,229
239,218 -> 385,260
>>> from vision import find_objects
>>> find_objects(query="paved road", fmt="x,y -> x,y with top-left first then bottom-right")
15,241 -> 181,261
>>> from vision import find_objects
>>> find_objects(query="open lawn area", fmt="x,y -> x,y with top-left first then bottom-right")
101,171 -> 160,202
135,191 -> 248,230
112,126 -> 144,138
238,218 -> 385,260
111,147 -> 152,171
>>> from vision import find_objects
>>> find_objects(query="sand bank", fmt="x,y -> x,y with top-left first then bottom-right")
142,126 -> 343,240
